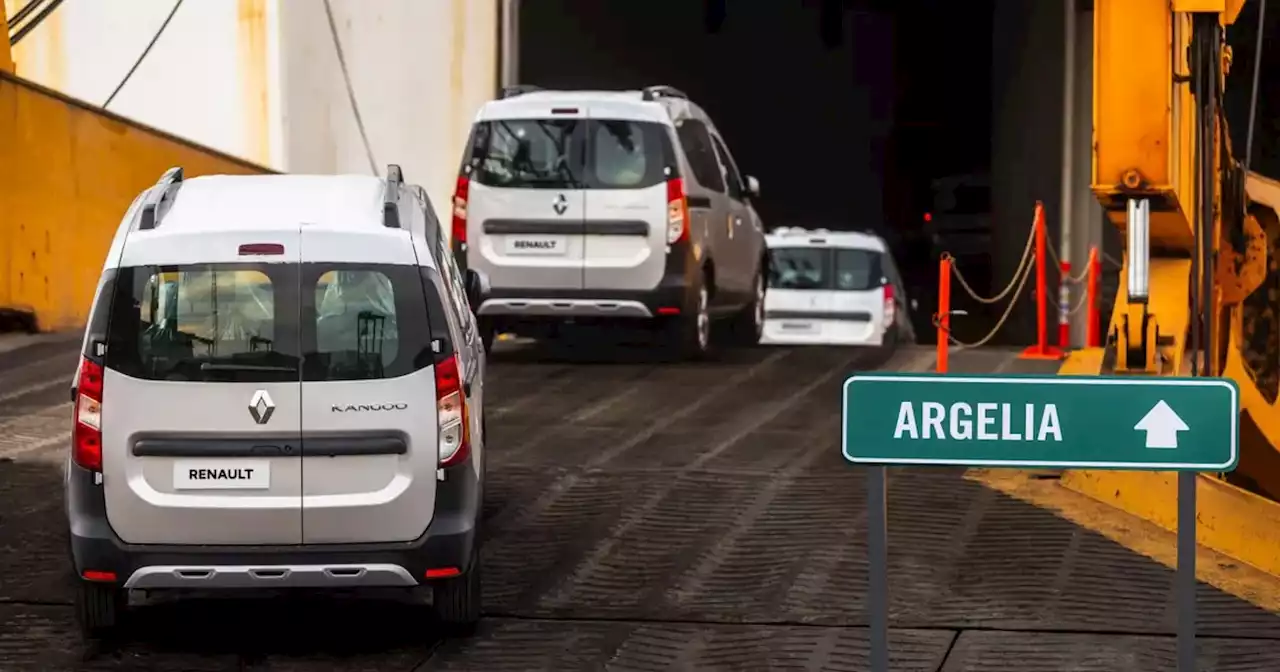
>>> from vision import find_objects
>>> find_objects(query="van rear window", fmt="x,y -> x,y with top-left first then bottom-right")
464,118 -> 675,190
96,263 -> 440,383
767,247 -> 884,291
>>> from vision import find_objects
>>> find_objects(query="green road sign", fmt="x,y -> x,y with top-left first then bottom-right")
842,373 -> 1239,471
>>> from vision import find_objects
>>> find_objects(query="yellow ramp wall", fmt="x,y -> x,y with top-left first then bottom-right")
0,71 -> 272,332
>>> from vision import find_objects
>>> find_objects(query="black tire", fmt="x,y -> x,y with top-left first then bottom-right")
874,326 -> 900,365
433,549 -> 482,635
723,268 -> 765,347
74,580 -> 125,641
660,276 -> 713,361
478,318 -> 496,355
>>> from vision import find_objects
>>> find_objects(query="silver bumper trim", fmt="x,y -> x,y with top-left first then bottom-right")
122,563 -> 418,590
477,298 -> 653,318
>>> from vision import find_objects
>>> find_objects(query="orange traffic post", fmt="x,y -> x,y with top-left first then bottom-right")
1020,202 -> 1064,360
1086,246 -> 1101,347
937,256 -> 951,373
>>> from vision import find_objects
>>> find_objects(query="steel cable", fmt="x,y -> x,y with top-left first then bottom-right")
1064,285 -> 1090,317
1244,0 -> 1267,172
8,0 -> 62,46
322,0 -> 379,176
949,214 -> 1037,304
1045,242 -> 1091,283
102,0 -> 184,109
944,254 -> 1035,350
7,0 -> 44,30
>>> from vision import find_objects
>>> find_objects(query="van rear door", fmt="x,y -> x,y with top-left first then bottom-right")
764,246 -> 833,337
99,229 -> 303,545
464,113 -> 587,291
581,109 -> 675,291
829,248 -> 888,336
298,240 -> 440,543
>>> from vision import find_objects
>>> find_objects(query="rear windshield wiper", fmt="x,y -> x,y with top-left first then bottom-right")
200,363 -> 297,373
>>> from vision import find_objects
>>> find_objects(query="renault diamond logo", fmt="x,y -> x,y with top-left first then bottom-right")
249,390 -> 275,425
552,193 -> 568,215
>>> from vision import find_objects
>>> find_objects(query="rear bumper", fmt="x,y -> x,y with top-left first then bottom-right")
759,318 -> 885,346
65,458 -> 481,591
475,240 -> 698,322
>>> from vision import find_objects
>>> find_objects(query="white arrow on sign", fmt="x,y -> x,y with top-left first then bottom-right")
1134,400 -> 1190,449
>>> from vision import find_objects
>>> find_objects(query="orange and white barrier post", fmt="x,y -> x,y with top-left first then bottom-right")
1058,259 -> 1071,349
1020,202 -> 1064,360
937,256 -> 951,374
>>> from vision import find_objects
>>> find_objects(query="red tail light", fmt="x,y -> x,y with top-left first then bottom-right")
665,178 -> 689,244
435,354 -> 470,468
451,175 -> 470,247
73,357 -> 104,472
882,283 -> 896,331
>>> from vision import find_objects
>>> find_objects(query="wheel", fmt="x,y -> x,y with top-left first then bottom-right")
723,269 -> 765,347
661,277 -> 713,361
74,579 -> 126,641
874,325 -> 900,365
433,549 -> 482,635
478,318 -> 496,355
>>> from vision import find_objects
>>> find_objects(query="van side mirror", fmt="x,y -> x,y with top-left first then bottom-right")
744,175 -> 760,198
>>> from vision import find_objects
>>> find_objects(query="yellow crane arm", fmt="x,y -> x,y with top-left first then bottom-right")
1092,0 -> 1280,500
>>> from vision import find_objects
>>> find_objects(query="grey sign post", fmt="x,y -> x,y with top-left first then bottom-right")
842,372 -> 1239,672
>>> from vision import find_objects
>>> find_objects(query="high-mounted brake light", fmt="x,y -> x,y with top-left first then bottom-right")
550,107 -> 579,115
665,178 -> 689,245
881,282 -> 896,331
435,354 -> 470,468
239,243 -> 285,256
451,175 -> 470,247
73,357 -> 104,472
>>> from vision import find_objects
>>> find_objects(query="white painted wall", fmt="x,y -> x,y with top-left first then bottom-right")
6,0 -> 264,163
278,0 -> 498,223
6,0 -> 498,224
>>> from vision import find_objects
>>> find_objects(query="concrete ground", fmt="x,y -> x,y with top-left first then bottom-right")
1,337 -> 1277,670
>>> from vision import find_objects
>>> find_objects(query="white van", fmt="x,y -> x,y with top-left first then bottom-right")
761,228 -> 916,347
66,166 -> 487,638
451,85 -> 769,358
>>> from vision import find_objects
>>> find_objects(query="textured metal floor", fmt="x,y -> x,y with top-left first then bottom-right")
1,337 -> 1278,670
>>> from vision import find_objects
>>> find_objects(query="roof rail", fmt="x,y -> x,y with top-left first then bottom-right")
641,85 -> 689,102
500,84 -> 542,99
137,167 -> 184,230
383,164 -> 404,229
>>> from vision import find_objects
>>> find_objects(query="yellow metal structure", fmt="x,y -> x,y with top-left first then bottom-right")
1063,0 -> 1280,575
0,70 -> 272,330
0,3 -> 13,73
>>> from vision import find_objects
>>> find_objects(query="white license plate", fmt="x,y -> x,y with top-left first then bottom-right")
504,235 -> 567,256
780,321 -> 818,332
173,459 -> 271,490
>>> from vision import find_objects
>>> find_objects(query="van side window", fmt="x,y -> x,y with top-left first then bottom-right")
880,252 -> 904,294
434,226 -> 474,341
709,134 -> 744,201
675,119 -> 725,193
83,269 -> 118,363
